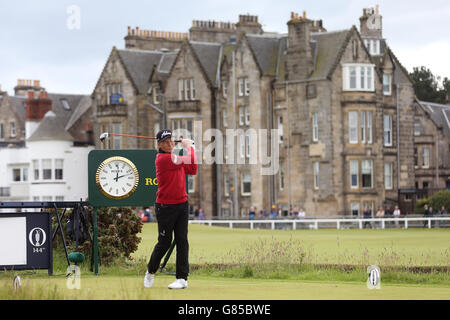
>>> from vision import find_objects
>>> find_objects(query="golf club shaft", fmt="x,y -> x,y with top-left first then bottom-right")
107,133 -> 182,143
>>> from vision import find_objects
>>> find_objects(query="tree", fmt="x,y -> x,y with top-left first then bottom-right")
409,66 -> 448,104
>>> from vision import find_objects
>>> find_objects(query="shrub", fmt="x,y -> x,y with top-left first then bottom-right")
429,190 -> 450,213
52,206 -> 143,266
414,198 -> 430,215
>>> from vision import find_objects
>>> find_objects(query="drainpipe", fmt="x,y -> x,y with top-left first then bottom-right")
396,85 -> 401,193
232,50 -> 239,218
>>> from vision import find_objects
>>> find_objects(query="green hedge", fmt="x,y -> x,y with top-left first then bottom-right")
414,190 -> 450,214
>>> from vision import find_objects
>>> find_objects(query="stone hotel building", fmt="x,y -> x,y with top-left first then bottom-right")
90,7 -> 450,218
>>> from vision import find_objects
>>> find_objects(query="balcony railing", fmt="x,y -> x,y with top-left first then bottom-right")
166,100 -> 200,113
96,104 -> 127,117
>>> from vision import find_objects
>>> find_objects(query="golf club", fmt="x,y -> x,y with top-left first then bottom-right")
99,132 -> 194,144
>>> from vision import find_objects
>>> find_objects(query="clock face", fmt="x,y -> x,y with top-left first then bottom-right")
95,156 -> 139,200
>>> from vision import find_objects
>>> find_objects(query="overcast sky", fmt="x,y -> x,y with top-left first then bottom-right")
0,0 -> 449,95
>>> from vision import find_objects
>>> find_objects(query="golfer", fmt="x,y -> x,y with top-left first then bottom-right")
144,129 -> 197,289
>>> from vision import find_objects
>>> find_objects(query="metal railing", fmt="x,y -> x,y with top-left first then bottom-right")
189,216 -> 450,230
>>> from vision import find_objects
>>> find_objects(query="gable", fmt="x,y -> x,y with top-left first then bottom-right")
310,29 -> 352,80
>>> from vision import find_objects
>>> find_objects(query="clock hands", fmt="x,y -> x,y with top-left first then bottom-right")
115,172 -> 134,180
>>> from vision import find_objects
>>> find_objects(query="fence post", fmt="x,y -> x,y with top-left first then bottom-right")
250,222 -> 254,230
293,221 -> 296,230
359,220 -> 362,229
314,221 -> 318,230
337,221 -> 340,229
271,221 -> 275,230
405,219 -> 408,229
381,219 -> 385,229
428,219 -> 431,229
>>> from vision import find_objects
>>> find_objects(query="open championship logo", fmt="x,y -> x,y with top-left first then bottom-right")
366,265 -> 381,289
28,228 -> 47,247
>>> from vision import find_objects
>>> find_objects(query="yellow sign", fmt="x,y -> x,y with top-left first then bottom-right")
145,177 -> 158,186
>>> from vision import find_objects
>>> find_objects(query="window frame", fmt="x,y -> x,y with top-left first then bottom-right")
383,114 -> 393,147
244,78 -> 250,96
42,159 -> 52,180
383,74 -> 392,96
55,159 -> 64,180
313,162 -> 320,190
350,160 -> 359,189
239,107 -> 245,126
10,121 -> 16,137
384,162 -> 393,190
277,115 -> 283,143
349,111 -> 358,144
361,159 -> 373,189
343,64 -> 375,92
422,147 -> 430,168
312,112 -> 319,142
244,106 -> 250,125
238,78 -> 244,97
241,173 -> 251,196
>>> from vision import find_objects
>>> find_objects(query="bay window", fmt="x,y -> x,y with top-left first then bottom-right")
343,64 -> 375,91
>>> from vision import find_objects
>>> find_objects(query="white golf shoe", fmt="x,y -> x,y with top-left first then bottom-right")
168,278 -> 188,289
144,271 -> 155,288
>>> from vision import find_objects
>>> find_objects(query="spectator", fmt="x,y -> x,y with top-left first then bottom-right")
270,206 -> 277,218
261,209 -> 267,218
363,206 -> 372,228
423,204 -> 430,228
298,208 -> 306,219
385,206 -> 393,227
393,205 -> 401,228
375,207 -> 385,218
437,206 -> 447,228
249,207 -> 256,220
199,208 -> 205,220
194,207 -> 199,219
144,207 -> 152,222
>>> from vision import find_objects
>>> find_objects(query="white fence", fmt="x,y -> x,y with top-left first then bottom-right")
189,217 -> 450,230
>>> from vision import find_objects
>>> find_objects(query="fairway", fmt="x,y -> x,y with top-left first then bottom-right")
2,275 -> 450,300
1,223 -> 449,300
134,223 -> 450,267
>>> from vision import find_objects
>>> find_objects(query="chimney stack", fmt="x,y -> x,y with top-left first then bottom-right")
25,90 -> 52,121
360,5 -> 382,38
285,11 -> 314,80
236,14 -> 263,35
14,79 -> 44,97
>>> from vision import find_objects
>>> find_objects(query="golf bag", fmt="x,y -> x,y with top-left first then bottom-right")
66,205 -> 92,244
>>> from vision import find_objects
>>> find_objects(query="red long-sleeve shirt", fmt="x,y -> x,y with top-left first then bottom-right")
155,146 -> 197,204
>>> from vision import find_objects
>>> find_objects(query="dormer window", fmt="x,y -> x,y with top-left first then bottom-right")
61,98 -> 71,110
364,39 -> 381,56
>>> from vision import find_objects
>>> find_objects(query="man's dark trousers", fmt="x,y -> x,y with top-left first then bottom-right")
147,201 -> 189,280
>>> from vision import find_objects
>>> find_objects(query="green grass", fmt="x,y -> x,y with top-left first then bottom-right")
135,224 -> 450,267
1,274 -> 449,300
1,223 -> 449,300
